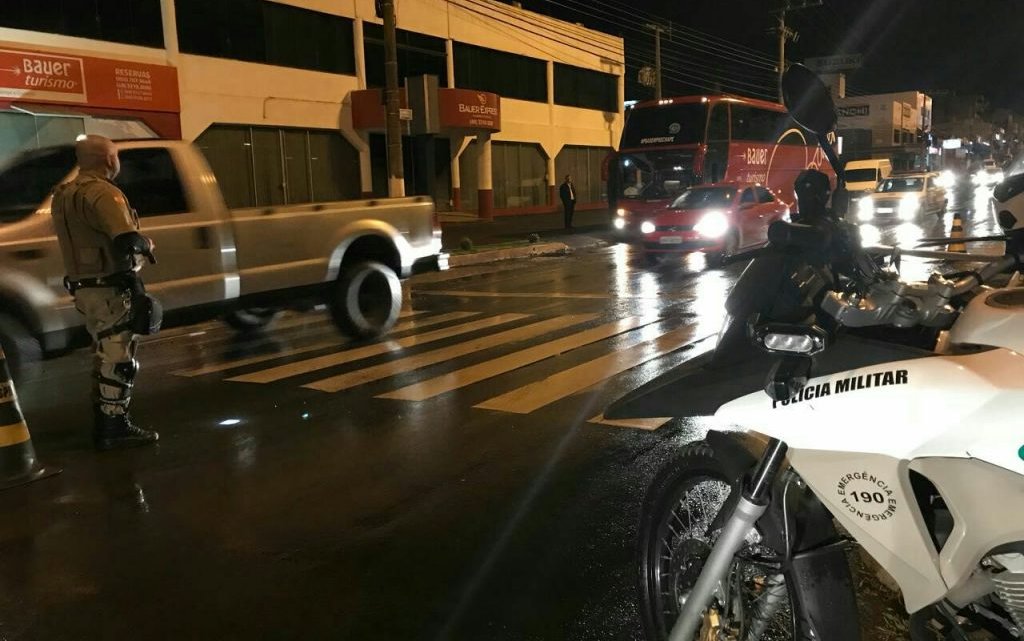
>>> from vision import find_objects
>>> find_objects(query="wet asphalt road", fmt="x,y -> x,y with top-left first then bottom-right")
0,184 -> 1003,640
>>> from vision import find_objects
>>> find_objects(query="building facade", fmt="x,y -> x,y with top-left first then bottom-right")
835,91 -> 935,169
0,0 -> 625,218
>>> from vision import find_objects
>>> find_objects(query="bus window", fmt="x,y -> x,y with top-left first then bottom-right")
731,105 -> 779,143
704,102 -> 729,184
620,102 -> 707,148
619,151 -> 696,201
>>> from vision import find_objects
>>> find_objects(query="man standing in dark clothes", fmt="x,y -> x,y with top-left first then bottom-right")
559,174 -> 576,230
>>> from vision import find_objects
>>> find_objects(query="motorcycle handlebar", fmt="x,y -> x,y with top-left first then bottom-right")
949,254 -> 1019,296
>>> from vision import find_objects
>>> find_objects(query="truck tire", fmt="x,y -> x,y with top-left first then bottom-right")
329,261 -> 401,340
223,308 -> 281,334
0,314 -> 41,383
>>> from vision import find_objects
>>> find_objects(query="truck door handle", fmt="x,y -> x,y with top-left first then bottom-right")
195,226 -> 213,249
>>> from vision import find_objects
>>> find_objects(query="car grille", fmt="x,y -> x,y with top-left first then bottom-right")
655,225 -> 695,232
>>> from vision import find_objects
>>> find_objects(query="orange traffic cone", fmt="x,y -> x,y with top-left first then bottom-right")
948,213 -> 966,253
0,348 -> 59,489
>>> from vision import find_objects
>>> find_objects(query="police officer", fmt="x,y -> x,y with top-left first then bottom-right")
51,135 -> 159,450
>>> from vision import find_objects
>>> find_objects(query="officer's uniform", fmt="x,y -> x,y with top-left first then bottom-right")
51,170 -> 144,420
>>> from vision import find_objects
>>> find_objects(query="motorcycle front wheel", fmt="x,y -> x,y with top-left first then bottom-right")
637,439 -> 859,641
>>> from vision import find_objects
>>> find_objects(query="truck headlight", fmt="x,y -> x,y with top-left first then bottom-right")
640,221 -> 656,234
899,196 -> 919,220
693,210 -> 729,238
857,199 -> 874,221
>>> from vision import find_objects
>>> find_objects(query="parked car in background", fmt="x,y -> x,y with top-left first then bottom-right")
630,182 -> 789,268
856,172 -> 948,222
0,141 -> 447,375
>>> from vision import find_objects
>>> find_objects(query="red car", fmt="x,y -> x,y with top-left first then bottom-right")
635,182 -> 790,267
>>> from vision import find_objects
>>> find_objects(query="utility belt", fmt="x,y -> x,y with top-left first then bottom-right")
65,271 -> 163,337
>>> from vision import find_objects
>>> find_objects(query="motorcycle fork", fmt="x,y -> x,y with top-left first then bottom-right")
668,438 -> 790,641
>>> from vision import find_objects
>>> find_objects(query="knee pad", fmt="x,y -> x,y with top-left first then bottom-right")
113,359 -> 139,384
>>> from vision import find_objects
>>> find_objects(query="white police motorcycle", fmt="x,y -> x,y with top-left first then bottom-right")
608,65 -> 1024,640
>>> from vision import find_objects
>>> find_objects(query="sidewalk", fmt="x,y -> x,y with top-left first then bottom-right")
439,208 -> 612,250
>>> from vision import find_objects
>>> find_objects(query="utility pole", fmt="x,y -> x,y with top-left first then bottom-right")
771,0 -> 821,101
382,0 -> 404,197
644,24 -> 668,100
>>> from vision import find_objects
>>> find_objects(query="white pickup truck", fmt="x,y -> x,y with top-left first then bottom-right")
0,140 -> 447,372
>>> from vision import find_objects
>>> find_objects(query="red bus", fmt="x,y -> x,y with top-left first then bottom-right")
610,95 -> 835,226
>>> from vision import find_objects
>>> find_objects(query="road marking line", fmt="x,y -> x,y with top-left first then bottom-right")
474,324 -> 696,414
175,312 -> 480,377
416,290 -> 668,300
377,315 -> 652,401
228,313 -> 530,384
587,413 -> 671,431
304,315 -> 595,393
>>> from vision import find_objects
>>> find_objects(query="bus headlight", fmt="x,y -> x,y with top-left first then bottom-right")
857,199 -> 874,221
613,217 -> 626,230
694,210 -> 729,238
616,208 -> 627,216
640,221 -> 656,234
899,196 -> 919,220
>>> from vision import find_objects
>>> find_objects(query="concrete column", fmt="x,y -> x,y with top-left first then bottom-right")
160,0 -> 180,65
354,19 -> 367,90
450,136 -> 463,211
445,39 -> 455,88
547,154 -> 557,207
359,132 -> 373,198
477,133 -> 493,219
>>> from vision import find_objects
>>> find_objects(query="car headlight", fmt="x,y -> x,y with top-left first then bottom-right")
995,171 -> 1005,184
616,208 -> 627,216
640,221 -> 656,234
613,217 -> 626,230
899,196 -> 919,220
694,210 -> 729,238
857,199 -> 874,221
936,170 -> 956,188
973,173 -> 984,185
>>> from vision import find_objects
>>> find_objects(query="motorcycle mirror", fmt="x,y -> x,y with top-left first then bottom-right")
781,64 -> 837,136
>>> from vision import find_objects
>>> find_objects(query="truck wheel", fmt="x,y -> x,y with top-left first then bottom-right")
223,308 -> 281,334
0,314 -> 41,383
329,261 -> 401,339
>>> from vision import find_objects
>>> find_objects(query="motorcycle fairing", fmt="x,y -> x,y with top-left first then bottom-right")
604,333 -> 932,420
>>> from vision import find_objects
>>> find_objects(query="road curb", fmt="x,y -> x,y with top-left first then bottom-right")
448,242 -> 570,267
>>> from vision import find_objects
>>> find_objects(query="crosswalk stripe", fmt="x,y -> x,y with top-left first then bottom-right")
174,311 -> 480,377
377,315 -> 654,401
229,313 -> 531,384
303,314 -> 598,393
588,413 -> 671,431
474,324 -> 697,414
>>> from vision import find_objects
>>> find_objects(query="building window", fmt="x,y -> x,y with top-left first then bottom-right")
554,64 -> 618,112
555,146 -> 611,205
195,125 -> 360,208
1,0 -> 163,47
363,24 -> 447,89
176,0 -> 355,75
492,142 -> 546,208
894,129 -> 901,145
454,43 -> 546,103
458,141 -> 480,212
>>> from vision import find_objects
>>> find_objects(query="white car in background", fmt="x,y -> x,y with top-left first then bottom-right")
974,158 -> 1005,186
856,173 -> 948,222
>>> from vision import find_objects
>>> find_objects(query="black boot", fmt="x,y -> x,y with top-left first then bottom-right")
94,410 -> 159,451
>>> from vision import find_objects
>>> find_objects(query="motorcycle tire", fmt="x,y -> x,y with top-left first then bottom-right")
637,439 -> 860,641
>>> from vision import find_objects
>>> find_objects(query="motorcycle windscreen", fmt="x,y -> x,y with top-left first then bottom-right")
605,254 -> 934,419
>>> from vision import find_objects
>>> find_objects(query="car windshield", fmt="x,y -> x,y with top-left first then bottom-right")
845,168 -> 878,183
876,177 -> 924,193
670,187 -> 736,209
0,147 -> 76,223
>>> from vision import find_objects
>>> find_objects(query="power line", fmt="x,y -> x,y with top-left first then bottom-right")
631,53 -> 778,100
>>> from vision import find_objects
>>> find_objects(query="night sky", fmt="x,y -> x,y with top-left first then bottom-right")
523,0 -> 1024,110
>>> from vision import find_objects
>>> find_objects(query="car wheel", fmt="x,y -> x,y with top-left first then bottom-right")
706,230 -> 739,269
328,261 -> 401,340
0,314 -> 41,383
223,308 -> 282,334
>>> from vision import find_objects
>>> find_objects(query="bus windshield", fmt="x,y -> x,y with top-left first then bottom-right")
618,151 -> 697,201
620,102 -> 707,148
